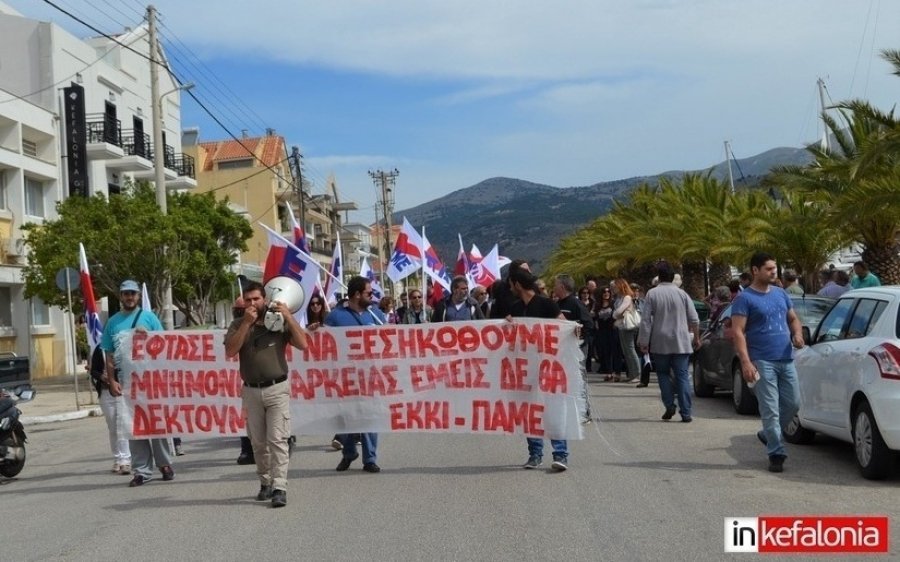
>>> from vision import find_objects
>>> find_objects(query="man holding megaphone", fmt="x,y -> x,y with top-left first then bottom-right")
224,280 -> 308,508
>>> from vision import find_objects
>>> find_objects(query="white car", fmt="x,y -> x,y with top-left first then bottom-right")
788,286 -> 900,479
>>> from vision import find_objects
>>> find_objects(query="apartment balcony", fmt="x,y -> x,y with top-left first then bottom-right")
166,153 -> 197,190
106,130 -> 152,173
85,116 -> 124,160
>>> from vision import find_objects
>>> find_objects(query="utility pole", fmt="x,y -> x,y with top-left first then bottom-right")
148,4 -> 173,330
290,146 -> 306,234
724,140 -> 735,194
369,168 -> 399,283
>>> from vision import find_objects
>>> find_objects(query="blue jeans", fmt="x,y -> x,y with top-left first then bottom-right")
526,438 -> 568,460
652,353 -> 692,417
618,328 -> 641,379
753,359 -> 800,458
339,433 -> 378,464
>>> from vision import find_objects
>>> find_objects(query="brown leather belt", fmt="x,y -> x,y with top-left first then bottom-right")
243,375 -> 287,388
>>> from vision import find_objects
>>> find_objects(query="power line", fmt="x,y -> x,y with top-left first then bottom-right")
157,21 -> 270,134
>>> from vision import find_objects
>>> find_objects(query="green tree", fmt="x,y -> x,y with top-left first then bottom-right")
21,183 -> 252,325
168,190 -> 254,325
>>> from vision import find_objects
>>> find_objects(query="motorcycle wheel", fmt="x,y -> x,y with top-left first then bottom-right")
0,434 -> 25,477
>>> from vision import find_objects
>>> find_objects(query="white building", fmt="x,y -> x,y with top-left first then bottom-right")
0,2 -> 193,378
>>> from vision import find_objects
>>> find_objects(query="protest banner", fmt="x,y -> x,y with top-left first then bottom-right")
116,319 -> 585,440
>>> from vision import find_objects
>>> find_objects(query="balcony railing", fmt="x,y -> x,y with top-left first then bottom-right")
172,153 -> 196,179
121,130 -> 151,159
163,144 -> 177,170
86,115 -> 122,147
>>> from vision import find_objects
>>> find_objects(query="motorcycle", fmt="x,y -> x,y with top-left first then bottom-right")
0,385 -> 35,478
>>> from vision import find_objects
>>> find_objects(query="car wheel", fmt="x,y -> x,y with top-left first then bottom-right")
692,360 -> 715,397
852,401 -> 894,480
732,363 -> 759,416
783,414 -> 815,444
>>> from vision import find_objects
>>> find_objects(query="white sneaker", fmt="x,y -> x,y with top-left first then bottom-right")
330,438 -> 343,450
112,462 -> 121,473
551,458 -> 568,471
119,464 -> 132,475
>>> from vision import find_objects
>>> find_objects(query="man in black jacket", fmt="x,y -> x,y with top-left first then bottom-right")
489,259 -> 529,319
553,274 -> 594,425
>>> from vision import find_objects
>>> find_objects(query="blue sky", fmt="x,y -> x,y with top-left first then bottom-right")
8,1 -> 900,223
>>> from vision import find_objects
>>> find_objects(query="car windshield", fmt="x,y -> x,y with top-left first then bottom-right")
791,297 -> 834,330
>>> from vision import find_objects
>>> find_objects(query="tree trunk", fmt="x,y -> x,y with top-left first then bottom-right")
862,243 -> 900,285
681,260 -> 706,300
708,261 -> 732,291
622,261 -> 657,293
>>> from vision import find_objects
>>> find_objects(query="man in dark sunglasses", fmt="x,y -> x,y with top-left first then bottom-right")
321,276 -> 386,473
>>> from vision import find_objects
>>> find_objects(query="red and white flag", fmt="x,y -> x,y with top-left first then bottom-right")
78,243 -> 103,352
262,225 -> 320,317
386,217 -> 423,283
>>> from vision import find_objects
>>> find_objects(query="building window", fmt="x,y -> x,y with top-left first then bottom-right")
0,287 -> 11,327
217,159 -> 253,170
31,295 -> 50,326
25,177 -> 45,217
22,139 -> 38,158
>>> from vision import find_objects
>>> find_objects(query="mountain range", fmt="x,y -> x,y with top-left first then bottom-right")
395,146 -> 814,272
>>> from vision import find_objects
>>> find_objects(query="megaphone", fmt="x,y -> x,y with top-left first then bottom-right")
263,276 -> 306,331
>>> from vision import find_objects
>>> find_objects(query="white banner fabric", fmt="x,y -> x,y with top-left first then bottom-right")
116,319 -> 585,440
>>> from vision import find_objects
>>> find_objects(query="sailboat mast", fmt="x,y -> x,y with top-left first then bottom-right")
724,140 -> 735,194
817,77 -> 830,153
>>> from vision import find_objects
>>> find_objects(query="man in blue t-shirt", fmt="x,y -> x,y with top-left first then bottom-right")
102,279 -> 171,487
321,276 -> 385,473
731,253 -> 805,474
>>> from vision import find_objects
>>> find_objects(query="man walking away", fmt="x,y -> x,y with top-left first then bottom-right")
637,263 -> 700,423
731,252 -> 805,473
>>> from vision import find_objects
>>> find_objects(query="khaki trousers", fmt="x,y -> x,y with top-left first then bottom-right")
242,380 -> 291,491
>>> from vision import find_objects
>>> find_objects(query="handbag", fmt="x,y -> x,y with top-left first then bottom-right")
622,304 -> 641,330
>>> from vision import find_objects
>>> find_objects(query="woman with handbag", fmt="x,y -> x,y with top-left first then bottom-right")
611,278 -> 641,383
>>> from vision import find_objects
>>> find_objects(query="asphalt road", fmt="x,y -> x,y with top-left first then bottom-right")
3,377 -> 898,561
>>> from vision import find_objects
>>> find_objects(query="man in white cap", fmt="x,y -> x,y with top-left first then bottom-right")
102,279 -> 173,487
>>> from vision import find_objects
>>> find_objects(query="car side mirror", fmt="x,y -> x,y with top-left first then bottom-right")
802,326 -> 811,346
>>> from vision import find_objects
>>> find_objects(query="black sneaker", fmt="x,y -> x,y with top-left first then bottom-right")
661,406 -> 677,420
271,489 -> 287,508
160,466 -> 175,481
768,454 -> 786,473
551,457 -> 568,471
681,415 -> 693,423
174,444 -> 185,456
522,456 -> 542,469
757,430 -> 768,446
256,485 -> 273,501
362,462 -> 381,473
237,451 -> 255,465
336,453 -> 359,472
128,475 -> 146,487
287,435 -> 296,457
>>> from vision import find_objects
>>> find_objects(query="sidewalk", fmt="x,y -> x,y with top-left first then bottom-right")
13,372 -> 103,425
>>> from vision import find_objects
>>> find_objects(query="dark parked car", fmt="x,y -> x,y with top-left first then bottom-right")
692,295 -> 835,415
